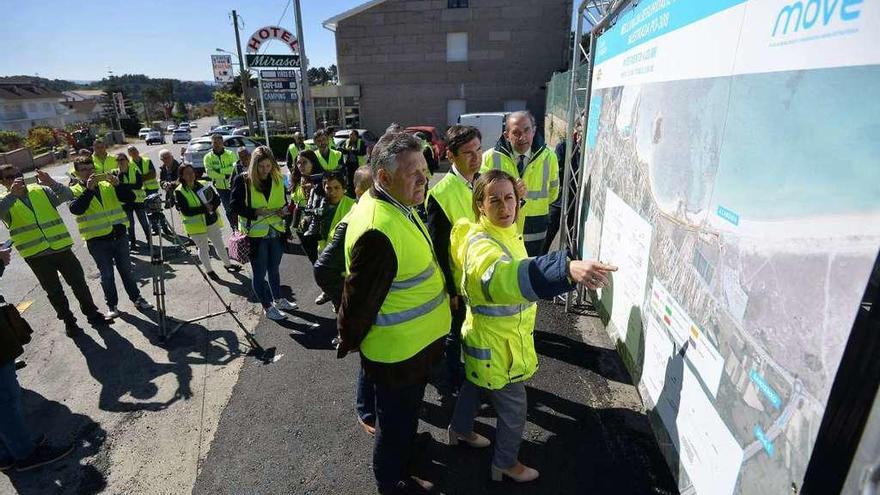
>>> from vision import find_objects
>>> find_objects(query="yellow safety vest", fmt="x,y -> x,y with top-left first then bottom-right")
315,149 -> 342,172
239,177 -> 286,238
70,181 -> 129,240
203,149 -> 238,190
92,153 -> 116,174
318,195 -> 356,252
116,166 -> 145,203
426,170 -> 475,225
450,217 -> 539,390
480,146 -> 559,246
176,181 -> 224,235
290,183 -> 307,206
341,138 -> 366,166
132,157 -> 159,192
287,143 -> 303,164
2,185 -> 73,258
344,192 -> 451,363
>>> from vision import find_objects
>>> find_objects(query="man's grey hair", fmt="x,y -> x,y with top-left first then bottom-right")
506,110 -> 536,128
371,132 -> 421,177
158,148 -> 172,159
384,122 -> 402,134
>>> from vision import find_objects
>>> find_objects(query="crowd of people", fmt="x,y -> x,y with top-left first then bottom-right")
0,112 -> 617,493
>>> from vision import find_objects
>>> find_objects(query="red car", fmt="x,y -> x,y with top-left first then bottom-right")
405,126 -> 446,161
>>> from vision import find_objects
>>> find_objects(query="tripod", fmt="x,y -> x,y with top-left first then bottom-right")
145,203 -> 266,360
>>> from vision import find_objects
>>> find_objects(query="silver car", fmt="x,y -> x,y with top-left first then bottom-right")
172,128 -> 192,144
184,135 -> 262,171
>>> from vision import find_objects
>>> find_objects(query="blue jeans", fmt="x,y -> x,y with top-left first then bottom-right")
451,380 -> 528,469
124,205 -> 151,246
374,380 -> 426,491
218,189 -> 237,231
87,233 -> 143,308
249,236 -> 283,308
356,367 -> 376,424
0,361 -> 35,462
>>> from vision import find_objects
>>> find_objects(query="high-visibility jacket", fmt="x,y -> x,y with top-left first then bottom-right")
238,177 -> 286,238
426,169 -> 476,290
318,195 -> 356,252
132,157 -> 159,192
344,192 -> 451,363
480,144 -> 559,250
117,165 -> 145,203
176,181 -> 223,235
287,143 -> 303,164
92,153 -> 116,174
203,149 -> 238,190
70,181 -> 129,241
315,149 -> 342,172
450,217 -> 540,390
290,183 -> 307,206
341,138 -> 366,166
2,185 -> 73,258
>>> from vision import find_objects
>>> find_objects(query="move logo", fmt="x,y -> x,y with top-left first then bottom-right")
772,0 -> 863,37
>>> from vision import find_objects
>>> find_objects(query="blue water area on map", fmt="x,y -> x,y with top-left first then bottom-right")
753,424 -> 775,457
749,369 -> 782,409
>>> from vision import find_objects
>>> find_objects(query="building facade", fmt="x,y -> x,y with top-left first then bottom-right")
0,80 -> 67,134
324,0 -> 572,137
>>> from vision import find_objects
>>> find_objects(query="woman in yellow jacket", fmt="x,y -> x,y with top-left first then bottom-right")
447,169 -> 616,483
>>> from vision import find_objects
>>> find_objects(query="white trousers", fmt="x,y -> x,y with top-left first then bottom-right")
192,222 -> 230,273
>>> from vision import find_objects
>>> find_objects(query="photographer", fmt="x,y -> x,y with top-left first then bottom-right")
313,173 -> 356,306
0,245 -> 75,471
113,153 -> 151,251
174,164 -> 239,280
69,157 -> 152,318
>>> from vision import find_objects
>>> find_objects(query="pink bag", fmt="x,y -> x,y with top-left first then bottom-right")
226,229 -> 250,264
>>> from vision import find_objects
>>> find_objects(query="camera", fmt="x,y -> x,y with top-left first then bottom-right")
299,194 -> 326,237
144,192 -> 165,213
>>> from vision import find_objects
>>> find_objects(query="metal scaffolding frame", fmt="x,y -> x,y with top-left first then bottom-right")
559,0 -> 634,312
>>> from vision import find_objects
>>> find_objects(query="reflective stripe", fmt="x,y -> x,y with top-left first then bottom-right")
524,155 -> 550,200
467,233 -> 513,258
523,231 -> 547,242
375,288 -> 446,326
492,153 -> 502,170
517,258 -> 539,301
479,255 -> 510,303
8,224 -> 39,236
390,264 -> 436,290
182,217 -> 202,225
472,303 -> 531,317
15,237 -> 46,251
41,218 -> 64,228
76,208 -> 124,224
462,344 -> 491,360
79,223 -> 114,234
44,233 -> 70,243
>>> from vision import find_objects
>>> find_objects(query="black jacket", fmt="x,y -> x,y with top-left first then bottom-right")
0,261 -> 24,364
313,221 -> 347,307
174,182 -> 222,227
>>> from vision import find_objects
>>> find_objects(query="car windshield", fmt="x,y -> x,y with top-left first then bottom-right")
189,141 -> 212,151
174,129 -> 188,134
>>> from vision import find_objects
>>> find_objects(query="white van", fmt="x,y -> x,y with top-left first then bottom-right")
457,112 -> 507,146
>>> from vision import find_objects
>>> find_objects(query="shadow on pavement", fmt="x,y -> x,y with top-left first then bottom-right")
534,330 -> 633,385
2,389 -> 108,494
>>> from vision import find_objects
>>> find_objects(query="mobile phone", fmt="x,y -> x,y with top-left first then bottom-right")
1,239 -> 13,250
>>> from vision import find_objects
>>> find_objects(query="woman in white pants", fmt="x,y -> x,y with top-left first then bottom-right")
174,164 -> 239,279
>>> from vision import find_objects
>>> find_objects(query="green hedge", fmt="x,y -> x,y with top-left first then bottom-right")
250,134 -> 296,163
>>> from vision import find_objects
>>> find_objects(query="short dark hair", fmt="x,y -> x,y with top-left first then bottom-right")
73,156 -> 94,171
313,129 -> 327,140
446,125 -> 481,156
322,172 -> 346,187
0,164 -> 19,177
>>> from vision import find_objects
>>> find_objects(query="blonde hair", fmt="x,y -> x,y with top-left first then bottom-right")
248,146 -> 282,190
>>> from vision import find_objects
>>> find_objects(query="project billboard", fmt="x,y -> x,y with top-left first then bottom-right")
577,0 -> 880,493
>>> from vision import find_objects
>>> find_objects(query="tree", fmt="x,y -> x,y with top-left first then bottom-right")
212,91 -> 245,117
307,67 -> 334,86
328,65 -> 338,84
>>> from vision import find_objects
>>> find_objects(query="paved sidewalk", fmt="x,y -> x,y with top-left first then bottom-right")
194,243 -> 679,495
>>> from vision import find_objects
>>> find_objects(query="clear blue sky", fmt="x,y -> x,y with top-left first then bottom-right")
0,0 -> 364,82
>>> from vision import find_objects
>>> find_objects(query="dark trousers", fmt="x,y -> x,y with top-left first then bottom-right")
24,249 -> 99,323
356,367 -> 376,424
298,233 -> 319,263
249,236 -> 284,308
124,205 -> 151,246
218,189 -> 238,231
86,233 -> 142,308
0,361 -> 35,462
374,380 -> 426,491
443,301 -> 466,394
542,204 -> 562,255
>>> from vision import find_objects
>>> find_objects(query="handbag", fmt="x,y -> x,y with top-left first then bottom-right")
0,301 -> 33,345
226,175 -> 252,264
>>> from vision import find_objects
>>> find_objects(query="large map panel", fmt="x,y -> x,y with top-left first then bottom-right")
578,0 -> 880,493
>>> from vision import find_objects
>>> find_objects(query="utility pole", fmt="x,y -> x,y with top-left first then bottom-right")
232,10 -> 253,131
293,0 -> 316,135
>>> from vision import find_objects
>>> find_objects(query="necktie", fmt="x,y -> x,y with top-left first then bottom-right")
517,154 -> 526,176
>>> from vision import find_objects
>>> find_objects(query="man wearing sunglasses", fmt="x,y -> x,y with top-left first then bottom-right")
0,164 -> 112,337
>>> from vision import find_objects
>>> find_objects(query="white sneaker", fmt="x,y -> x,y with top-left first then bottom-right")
105,307 -> 121,319
133,297 -> 153,310
274,298 -> 298,311
265,306 -> 288,321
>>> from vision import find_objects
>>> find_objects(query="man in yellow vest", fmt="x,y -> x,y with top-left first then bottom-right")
425,125 -> 482,401
0,164 -> 112,336
114,153 -> 151,250
285,131 -> 306,167
480,110 -> 559,256
69,156 -> 152,318
337,132 -> 450,494
203,133 -> 238,231
313,130 -> 342,173
91,140 -> 116,174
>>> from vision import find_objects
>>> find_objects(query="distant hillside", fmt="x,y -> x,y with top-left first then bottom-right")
0,75 -> 83,92
1,74 -> 214,104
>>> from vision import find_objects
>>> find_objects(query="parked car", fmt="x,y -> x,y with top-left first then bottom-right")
138,127 -> 152,139
189,121 -> 198,128
231,127 -> 251,136
333,129 -> 379,158
404,126 -> 446,159
213,124 -> 237,133
145,130 -> 165,145
183,135 -> 262,171
172,128 -> 192,144
457,112 -> 508,146
180,121 -> 191,129
166,124 -> 177,132
203,128 -> 232,137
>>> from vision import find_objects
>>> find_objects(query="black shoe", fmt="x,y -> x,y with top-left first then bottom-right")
382,477 -> 436,494
14,443 -> 75,472
206,271 -> 221,281
15,359 -> 26,370
64,321 -> 82,337
86,313 -> 114,326
0,458 -> 12,471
